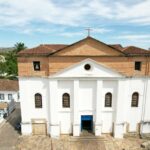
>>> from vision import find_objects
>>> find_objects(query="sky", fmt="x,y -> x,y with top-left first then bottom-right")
0,0 -> 150,49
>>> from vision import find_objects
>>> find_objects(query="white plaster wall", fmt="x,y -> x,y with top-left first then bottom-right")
59,113 -> 72,134
0,91 -> 19,102
78,80 -> 96,111
125,79 -> 145,132
101,80 -> 117,133
21,123 -> 32,135
102,112 -> 113,133
141,79 -> 150,133
143,79 -> 150,121
54,59 -> 122,78
19,75 -> 150,136
19,77 -> 49,134
58,80 -> 73,134
49,80 -> 60,137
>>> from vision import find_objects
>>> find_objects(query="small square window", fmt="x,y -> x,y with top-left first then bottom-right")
135,61 -> 141,71
33,61 -> 40,71
8,94 -> 13,100
0,94 -> 4,100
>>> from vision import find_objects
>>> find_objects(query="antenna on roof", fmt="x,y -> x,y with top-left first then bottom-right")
85,27 -> 92,37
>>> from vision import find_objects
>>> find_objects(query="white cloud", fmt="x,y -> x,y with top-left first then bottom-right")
0,0 -> 150,30
115,34 -> 150,43
93,28 -> 112,34
59,32 -> 84,37
114,0 -> 150,25
87,0 -> 113,18
0,0 -> 89,27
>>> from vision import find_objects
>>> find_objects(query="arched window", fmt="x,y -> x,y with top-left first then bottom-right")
105,92 -> 112,107
62,93 -> 70,108
35,93 -> 42,108
131,92 -> 139,107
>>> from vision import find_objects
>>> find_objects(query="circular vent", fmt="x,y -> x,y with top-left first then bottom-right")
84,64 -> 91,70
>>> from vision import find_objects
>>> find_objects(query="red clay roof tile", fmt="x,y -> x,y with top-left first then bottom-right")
18,44 -> 67,56
0,79 -> 19,91
123,46 -> 150,55
18,37 -> 150,56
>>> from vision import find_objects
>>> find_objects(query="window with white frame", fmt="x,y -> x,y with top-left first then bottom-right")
8,94 -> 13,100
0,94 -> 4,100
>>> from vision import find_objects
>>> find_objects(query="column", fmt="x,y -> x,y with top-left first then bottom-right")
95,80 -> 103,136
141,78 -> 150,136
49,80 -> 60,137
20,78 -> 32,135
114,80 -> 125,138
73,80 -> 80,136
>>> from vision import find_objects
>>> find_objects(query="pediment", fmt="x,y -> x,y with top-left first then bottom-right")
50,59 -> 124,78
53,37 -> 125,56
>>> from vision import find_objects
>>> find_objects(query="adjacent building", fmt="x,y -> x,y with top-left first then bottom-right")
0,79 -> 19,120
18,36 -> 150,138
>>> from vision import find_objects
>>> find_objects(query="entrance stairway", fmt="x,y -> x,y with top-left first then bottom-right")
124,132 -> 140,138
69,130 -> 107,141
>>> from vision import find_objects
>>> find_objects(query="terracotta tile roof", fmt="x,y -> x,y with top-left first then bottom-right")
108,44 -> 124,51
17,37 -> 150,56
18,44 -> 68,56
0,79 -> 19,91
0,102 -> 8,109
123,46 -> 150,55
109,45 -> 150,55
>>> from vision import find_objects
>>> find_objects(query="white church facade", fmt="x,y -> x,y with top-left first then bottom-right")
18,37 -> 150,138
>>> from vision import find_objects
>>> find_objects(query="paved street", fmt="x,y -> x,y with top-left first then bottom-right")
0,103 -> 21,150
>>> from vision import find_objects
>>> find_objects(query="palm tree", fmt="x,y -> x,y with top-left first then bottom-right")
14,42 -> 27,52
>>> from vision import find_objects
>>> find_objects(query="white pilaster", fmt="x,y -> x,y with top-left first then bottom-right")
49,80 -> 60,137
95,80 -> 103,136
141,78 -> 150,134
114,80 -> 125,138
73,80 -> 80,136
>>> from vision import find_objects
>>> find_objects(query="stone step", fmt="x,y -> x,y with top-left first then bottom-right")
141,134 -> 150,140
124,132 -> 140,138
69,136 -> 107,141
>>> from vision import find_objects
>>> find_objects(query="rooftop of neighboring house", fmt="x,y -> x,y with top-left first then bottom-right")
0,79 -> 19,91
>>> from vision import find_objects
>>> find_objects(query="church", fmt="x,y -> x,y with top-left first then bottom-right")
18,36 -> 150,138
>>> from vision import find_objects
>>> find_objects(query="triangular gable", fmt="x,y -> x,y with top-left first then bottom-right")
51,37 -> 125,56
50,58 -> 124,78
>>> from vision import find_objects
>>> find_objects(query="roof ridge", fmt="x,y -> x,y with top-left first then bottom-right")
49,36 -> 126,56
124,45 -> 148,51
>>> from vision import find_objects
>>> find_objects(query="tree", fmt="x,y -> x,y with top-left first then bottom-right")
5,51 -> 18,76
0,42 -> 27,78
14,42 -> 27,53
